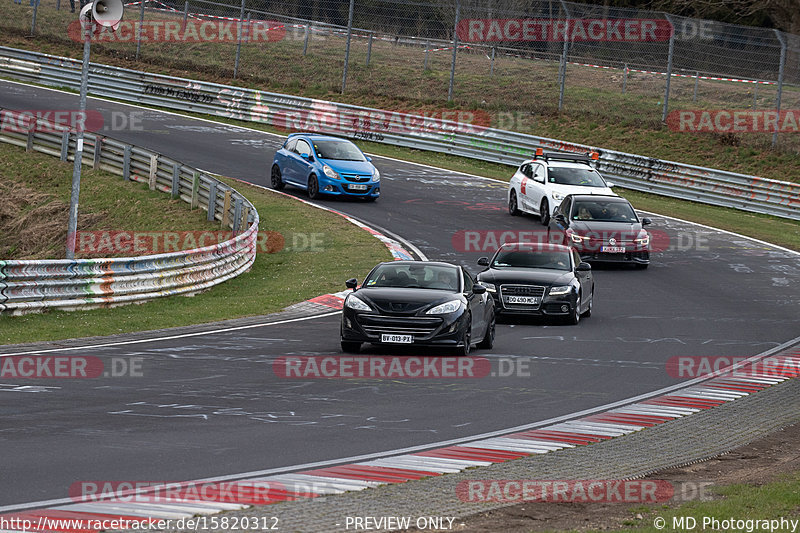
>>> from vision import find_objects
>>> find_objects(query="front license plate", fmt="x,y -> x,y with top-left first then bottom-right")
602,246 -> 626,253
381,334 -> 413,344
349,184 -> 368,190
504,296 -> 540,305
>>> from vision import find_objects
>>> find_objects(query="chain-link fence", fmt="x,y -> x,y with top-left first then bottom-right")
3,0 -> 800,152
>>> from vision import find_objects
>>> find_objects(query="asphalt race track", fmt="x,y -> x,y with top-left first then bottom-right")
1,80 -> 799,509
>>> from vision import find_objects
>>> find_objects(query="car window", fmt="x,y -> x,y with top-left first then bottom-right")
548,167 -> 606,187
364,264 -> 460,291
312,139 -> 366,161
284,138 -> 297,151
461,269 -> 473,293
559,196 -> 572,217
572,249 -> 582,268
520,164 -> 532,178
531,164 -> 544,181
573,200 -> 638,222
492,249 -> 571,271
295,139 -> 311,157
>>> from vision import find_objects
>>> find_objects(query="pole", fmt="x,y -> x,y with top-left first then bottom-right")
753,82 -> 758,109
772,30 -> 786,148
181,0 -> 189,32
31,0 -> 40,36
661,14 -> 675,123
622,63 -> 627,94
303,24 -> 309,56
340,0 -> 354,94
366,32 -> 373,66
424,39 -> 429,70
693,71 -> 698,102
67,24 -> 92,259
490,46 -> 495,76
135,0 -> 145,60
233,0 -> 246,79
557,0 -> 569,111
447,0 -> 460,101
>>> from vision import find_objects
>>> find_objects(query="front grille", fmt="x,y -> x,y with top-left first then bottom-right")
358,315 -> 443,339
499,284 -> 545,310
341,174 -> 372,183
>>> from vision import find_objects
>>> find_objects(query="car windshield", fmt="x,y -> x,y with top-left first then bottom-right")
364,264 -> 460,291
572,200 -> 638,223
312,140 -> 366,161
491,249 -> 571,271
548,167 -> 606,187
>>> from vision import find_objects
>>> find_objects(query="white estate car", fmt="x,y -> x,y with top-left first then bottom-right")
508,151 -> 616,225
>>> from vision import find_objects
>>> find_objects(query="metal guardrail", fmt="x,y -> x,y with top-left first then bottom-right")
0,106 -> 258,315
0,45 -> 798,221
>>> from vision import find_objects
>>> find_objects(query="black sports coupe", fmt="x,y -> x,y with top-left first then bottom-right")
476,242 -> 594,324
340,261 -> 495,356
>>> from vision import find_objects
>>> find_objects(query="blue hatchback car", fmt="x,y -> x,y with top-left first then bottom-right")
271,133 -> 380,200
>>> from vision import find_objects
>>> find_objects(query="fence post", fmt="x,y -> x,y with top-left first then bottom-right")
148,154 -> 158,190
753,81 -> 758,109
182,0 -> 189,32
234,7 -> 249,80
221,190 -> 232,228
191,172 -> 199,208
30,0 -> 39,36
424,40 -> 430,70
232,197 -> 243,233
123,145 -> 131,180
623,63 -> 627,94
447,0 -> 461,101
303,24 -> 310,56
92,136 -> 102,168
557,0 -> 570,111
341,0 -> 355,94
490,46 -> 495,76
693,71 -> 699,102
661,14 -> 675,123
366,32 -> 373,66
772,30 -> 786,148
135,0 -> 145,61
207,181 -> 217,221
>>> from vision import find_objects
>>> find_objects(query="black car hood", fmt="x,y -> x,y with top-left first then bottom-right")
569,220 -> 643,236
478,268 -> 573,286
354,287 -> 460,315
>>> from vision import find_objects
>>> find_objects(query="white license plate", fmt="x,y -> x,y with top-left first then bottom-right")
349,184 -> 368,190
602,246 -> 626,253
381,334 -> 413,344
504,296 -> 540,305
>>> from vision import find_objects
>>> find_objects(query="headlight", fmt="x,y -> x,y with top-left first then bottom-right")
551,191 -> 565,201
635,233 -> 650,246
372,167 -> 380,182
548,285 -> 572,295
344,295 -> 371,311
478,281 -> 496,293
569,232 -> 589,244
426,300 -> 463,314
323,164 -> 340,180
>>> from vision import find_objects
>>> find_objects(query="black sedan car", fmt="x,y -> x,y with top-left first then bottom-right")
340,261 -> 495,356
476,242 -> 593,324
548,194 -> 652,268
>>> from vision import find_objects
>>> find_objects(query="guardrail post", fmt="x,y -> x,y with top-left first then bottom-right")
60,130 -> 70,161
366,32 -> 373,66
148,154 -> 158,190
191,172 -> 200,208
447,0 -> 460,101
221,190 -> 232,228
661,14 -> 675,123
772,29 -> 786,148
93,136 -> 102,168
171,162 -> 180,198
26,122 -> 35,152
232,197 -> 243,233
241,205 -> 250,231
207,181 -> 217,221
123,145 -> 131,180
303,24 -> 310,56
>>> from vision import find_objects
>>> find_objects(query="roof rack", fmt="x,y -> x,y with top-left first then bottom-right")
531,149 -> 599,163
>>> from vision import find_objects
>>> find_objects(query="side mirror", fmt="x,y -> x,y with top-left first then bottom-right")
641,217 -> 652,226
345,278 -> 358,290
477,257 -> 489,266
606,181 -> 615,188
366,156 -> 372,162
554,213 -> 567,226
576,262 -> 592,272
472,284 -> 487,294
300,153 -> 312,161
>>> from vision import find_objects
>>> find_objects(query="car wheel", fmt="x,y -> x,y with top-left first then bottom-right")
307,174 -> 320,199
508,190 -> 521,216
476,311 -> 495,349
270,165 -> 285,190
539,199 -> 550,225
566,293 -> 580,325
341,340 -> 361,353
454,317 -> 472,356
581,288 -> 593,318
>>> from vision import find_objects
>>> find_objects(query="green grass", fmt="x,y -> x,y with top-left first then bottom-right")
598,472 -> 800,533
0,143 -> 391,345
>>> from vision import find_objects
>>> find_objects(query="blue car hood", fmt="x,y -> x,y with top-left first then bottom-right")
320,158 -> 374,175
